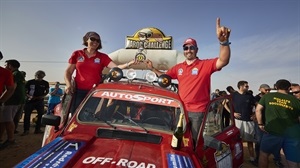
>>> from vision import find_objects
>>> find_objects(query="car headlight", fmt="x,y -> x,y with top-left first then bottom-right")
126,68 -> 137,80
145,71 -> 157,83
108,67 -> 123,81
157,74 -> 171,88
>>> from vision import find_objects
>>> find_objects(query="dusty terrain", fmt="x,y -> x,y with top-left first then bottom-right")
0,124 -> 44,167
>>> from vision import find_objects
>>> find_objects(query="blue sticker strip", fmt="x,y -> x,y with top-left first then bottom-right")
15,137 -> 85,168
167,153 -> 195,168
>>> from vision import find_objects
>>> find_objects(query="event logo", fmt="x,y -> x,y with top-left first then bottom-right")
126,27 -> 172,50
126,27 -> 172,62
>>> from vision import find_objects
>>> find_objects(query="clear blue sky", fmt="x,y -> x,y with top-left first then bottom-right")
0,0 -> 299,94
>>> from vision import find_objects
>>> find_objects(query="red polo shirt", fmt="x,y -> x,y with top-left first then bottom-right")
0,67 -> 14,95
166,58 -> 218,112
69,49 -> 112,90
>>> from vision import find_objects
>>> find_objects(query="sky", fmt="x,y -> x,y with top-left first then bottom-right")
0,0 -> 299,95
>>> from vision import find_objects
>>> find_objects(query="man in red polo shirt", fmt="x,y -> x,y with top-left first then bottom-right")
145,18 -> 231,142
0,52 -> 15,145
0,51 -> 14,105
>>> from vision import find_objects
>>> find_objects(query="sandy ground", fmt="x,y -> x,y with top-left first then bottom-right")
0,118 -> 288,168
0,122 -> 44,168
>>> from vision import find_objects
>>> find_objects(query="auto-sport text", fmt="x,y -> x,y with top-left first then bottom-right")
83,157 -> 156,168
99,91 -> 177,106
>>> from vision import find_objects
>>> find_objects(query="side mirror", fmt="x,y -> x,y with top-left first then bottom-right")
41,114 -> 61,131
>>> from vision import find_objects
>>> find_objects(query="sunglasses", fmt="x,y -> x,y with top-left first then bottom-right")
89,37 -> 100,43
183,46 -> 197,51
292,91 -> 300,94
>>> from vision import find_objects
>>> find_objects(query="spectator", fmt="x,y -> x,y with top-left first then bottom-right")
291,84 -> 300,100
21,70 -> 49,136
144,18 -> 231,143
64,31 -> 138,115
0,52 -> 15,145
290,83 -> 299,91
0,59 -> 25,149
253,84 -> 283,167
219,90 -> 231,128
256,79 -> 300,168
13,70 -> 27,133
211,89 -> 220,100
226,85 -> 236,94
0,51 -> 14,104
232,80 -> 256,166
47,81 -> 63,114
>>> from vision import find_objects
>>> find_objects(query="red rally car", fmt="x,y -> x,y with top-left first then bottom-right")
16,68 -> 243,168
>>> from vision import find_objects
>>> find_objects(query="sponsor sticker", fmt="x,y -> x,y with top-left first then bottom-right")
93,91 -> 180,107
82,157 -> 156,168
15,137 -> 85,168
167,153 -> 195,168
214,142 -> 232,168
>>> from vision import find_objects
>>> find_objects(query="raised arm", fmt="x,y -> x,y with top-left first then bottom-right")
215,18 -> 231,70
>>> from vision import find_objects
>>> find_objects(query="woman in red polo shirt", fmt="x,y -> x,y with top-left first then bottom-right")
64,31 -> 136,115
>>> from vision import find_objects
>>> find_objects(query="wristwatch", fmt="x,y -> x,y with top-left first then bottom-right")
220,40 -> 231,46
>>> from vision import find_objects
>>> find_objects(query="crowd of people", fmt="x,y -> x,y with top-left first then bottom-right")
211,81 -> 300,168
0,51 -> 64,149
0,17 -> 299,168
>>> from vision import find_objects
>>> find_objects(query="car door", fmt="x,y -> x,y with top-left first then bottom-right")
195,96 -> 243,168
42,93 -> 73,146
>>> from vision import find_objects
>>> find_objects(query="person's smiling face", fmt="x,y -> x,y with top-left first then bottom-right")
87,36 -> 100,50
183,45 -> 198,60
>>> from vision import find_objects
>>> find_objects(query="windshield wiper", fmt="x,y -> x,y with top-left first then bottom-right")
116,111 -> 148,133
94,111 -> 117,129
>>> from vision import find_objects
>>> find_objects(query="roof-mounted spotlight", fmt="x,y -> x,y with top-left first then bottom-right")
145,71 -> 157,83
108,67 -> 123,81
157,74 -> 171,88
126,68 -> 137,80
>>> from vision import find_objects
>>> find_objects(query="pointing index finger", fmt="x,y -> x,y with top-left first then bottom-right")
216,17 -> 221,29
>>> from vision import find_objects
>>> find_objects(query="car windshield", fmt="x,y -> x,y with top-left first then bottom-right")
77,90 -> 182,132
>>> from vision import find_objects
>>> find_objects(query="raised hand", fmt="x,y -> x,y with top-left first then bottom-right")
216,18 -> 231,42
144,59 -> 154,69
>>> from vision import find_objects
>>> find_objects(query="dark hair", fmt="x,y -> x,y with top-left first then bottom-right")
226,86 -> 234,92
20,71 -> 26,77
237,80 -> 248,89
5,59 -> 20,69
275,79 -> 291,90
82,31 -> 102,50
35,70 -> 46,77
219,90 -> 227,96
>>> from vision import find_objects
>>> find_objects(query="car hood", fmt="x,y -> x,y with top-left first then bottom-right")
16,134 -> 195,168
